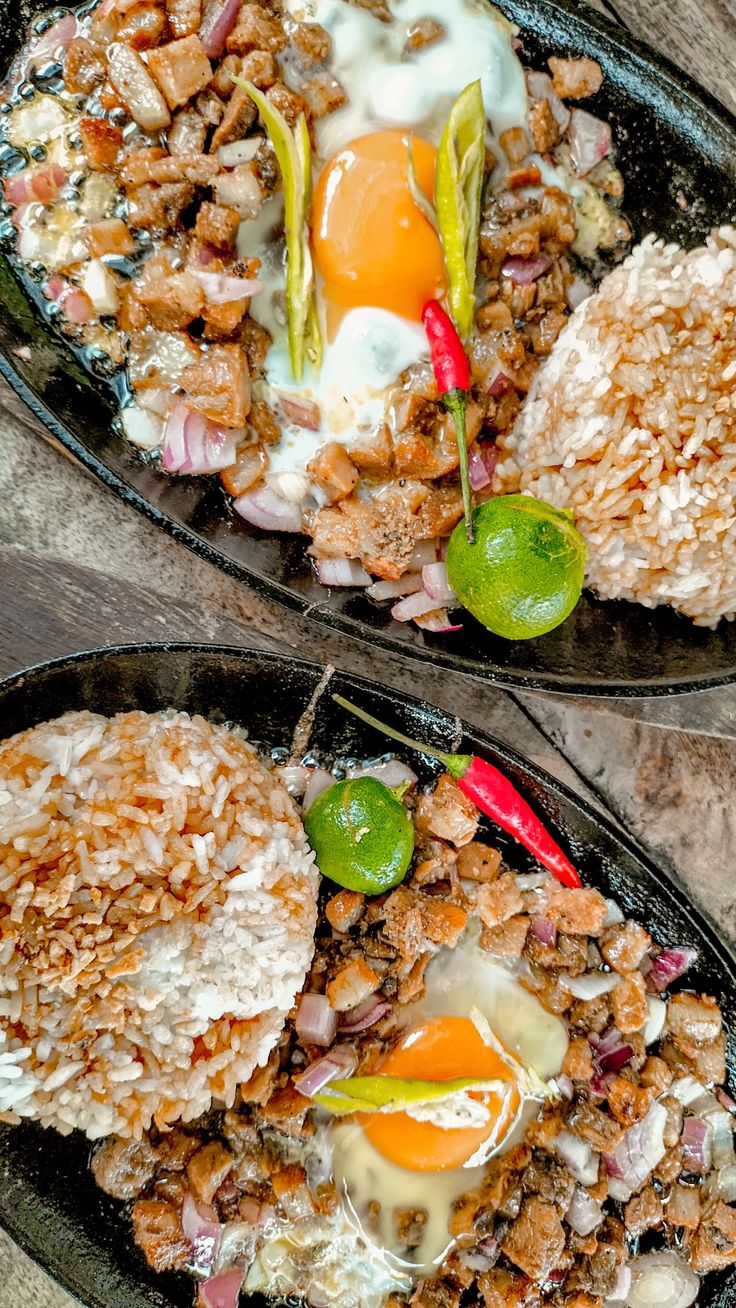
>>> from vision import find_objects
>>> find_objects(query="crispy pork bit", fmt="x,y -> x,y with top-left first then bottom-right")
476,873 -> 524,927
686,1201 -> 736,1273
148,35 -> 213,110
307,442 -> 358,504
107,43 -> 171,132
325,889 -> 365,932
79,117 -> 123,171
186,1140 -> 234,1205
92,1137 -> 157,1199
166,0 -> 202,38
64,37 -> 106,93
195,200 -> 241,250
87,217 -> 136,258
181,342 -> 251,427
136,268 -> 206,330
415,774 -> 479,848
548,55 -> 603,100
226,3 -> 288,54
292,21 -> 332,62
404,17 -> 446,52
326,958 -> 380,1012
501,1197 -> 566,1281
131,1200 -> 192,1273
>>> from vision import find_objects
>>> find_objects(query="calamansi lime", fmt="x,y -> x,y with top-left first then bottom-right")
304,777 -> 414,895
446,495 -> 586,640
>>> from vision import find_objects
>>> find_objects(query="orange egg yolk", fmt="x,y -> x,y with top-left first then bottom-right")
311,130 -> 446,336
361,1016 -> 521,1173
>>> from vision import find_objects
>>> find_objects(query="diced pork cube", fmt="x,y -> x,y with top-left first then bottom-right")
148,35 -> 213,110
107,43 -> 171,131
326,958 -> 380,1012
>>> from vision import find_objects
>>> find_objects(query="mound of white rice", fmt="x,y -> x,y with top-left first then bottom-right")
495,226 -> 736,626
0,710 -> 318,1139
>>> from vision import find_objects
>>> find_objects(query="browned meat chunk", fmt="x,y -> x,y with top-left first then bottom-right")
241,322 -> 272,376
476,873 -> 524,927
213,162 -> 262,216
548,55 -> 603,100
482,915 -> 529,958
266,80 -> 309,129
568,1101 -> 625,1153
605,1074 -> 652,1128
667,1185 -> 701,1229
166,0 -> 201,38
310,493 -> 420,580
301,72 -> 347,118
127,181 -> 195,229
404,17 -> 446,51
186,1140 -> 233,1205
91,1136 -> 157,1199
325,889 -> 365,932
292,21 -> 332,61
227,4 -> 287,54
456,842 -> 501,883
420,897 -> 468,947
326,958 -> 380,1012
501,1197 -> 566,1281
154,1129 -> 199,1172
611,972 -> 648,1035
116,3 -> 167,49
149,35 -> 213,109
686,1201 -> 736,1273
545,886 -> 608,936
381,886 -> 461,961
415,775 -> 478,848
308,442 -> 358,503
168,107 -> 208,155
528,96 -> 560,152
79,117 -> 123,171
131,1200 -> 191,1273
181,342 -> 250,427
667,992 -> 722,1045
625,1186 -> 663,1238
210,86 -> 258,149
395,1208 -> 428,1249
257,1086 -> 311,1136
64,37 -> 105,94
476,1268 -> 531,1308
121,151 -> 220,186
87,217 -> 135,258
599,921 -> 650,973
220,443 -> 268,494
415,486 -> 464,539
107,43 -> 171,132
194,200 -> 241,249
639,1055 -> 672,1096
562,1037 -> 594,1084
136,268 -> 206,330
499,126 -> 530,164
238,49 -> 277,87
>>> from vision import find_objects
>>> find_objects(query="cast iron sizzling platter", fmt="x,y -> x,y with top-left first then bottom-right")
1,5 -> 736,695
0,642 -> 735,1307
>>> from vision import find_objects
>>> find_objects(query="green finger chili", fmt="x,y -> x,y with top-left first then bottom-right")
435,79 -> 486,341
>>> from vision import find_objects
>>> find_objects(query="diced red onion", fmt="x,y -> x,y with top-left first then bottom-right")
568,108 -> 612,177
488,371 -> 513,399
303,767 -> 335,812
339,995 -> 392,1034
554,1130 -> 599,1186
367,574 -> 424,602
197,1267 -> 245,1308
565,972 -> 619,1001
590,1026 -> 634,1087
607,1099 -> 667,1194
415,611 -> 463,634
350,759 -> 417,790
5,163 -> 67,207
646,947 -> 697,993
408,539 -> 440,569
530,916 -> 556,946
501,254 -> 551,284
190,269 -> 262,304
199,0 -> 243,56
295,993 -> 337,1047
391,590 -> 443,622
293,1046 -> 358,1096
279,395 -> 322,431
468,442 -> 499,490
275,764 -> 310,797
234,486 -> 303,533
681,1116 -> 711,1173
181,1194 -> 221,1271
196,243 -> 218,266
163,403 -> 237,474
565,1186 -> 602,1237
717,1088 -> 736,1115
316,558 -> 370,587
421,562 -> 456,606
624,1252 -> 699,1308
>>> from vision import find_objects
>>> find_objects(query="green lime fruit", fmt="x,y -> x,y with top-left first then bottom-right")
446,494 -> 586,640
304,776 -> 414,895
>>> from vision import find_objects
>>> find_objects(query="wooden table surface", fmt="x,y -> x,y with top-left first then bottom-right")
2,0 -> 736,1303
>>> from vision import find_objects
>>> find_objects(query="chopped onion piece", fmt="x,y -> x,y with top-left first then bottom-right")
624,1252 -> 699,1308
391,590 -> 444,622
213,1223 -> 255,1276
198,1266 -> 245,1308
274,764 -> 310,797
607,1099 -> 667,1194
568,108 -> 612,177
217,138 -> 261,167
603,897 -> 626,927
421,562 -> 457,606
643,995 -> 667,1046
295,993 -> 337,1047
181,1194 -> 221,1271
190,269 -> 262,304
681,1116 -> 711,1172
199,0 -> 243,56
303,767 -> 335,812
501,254 -> 552,284
646,947 -> 697,993
293,1047 -> 358,1096
121,404 -> 163,451
81,259 -> 119,317
234,486 -> 303,533
316,558 -> 370,587
565,972 -> 619,1001
339,995 -> 391,1034
367,575 -> 424,602
530,916 -> 556,946
468,442 -> 499,490
350,759 -> 417,790
414,611 -> 463,633
163,403 -> 237,474
565,1186 -> 602,1236
554,1130 -> 599,1186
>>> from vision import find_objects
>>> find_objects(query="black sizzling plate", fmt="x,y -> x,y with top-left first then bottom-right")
0,5 -> 736,695
1,4 -> 736,695
0,642 -> 735,1307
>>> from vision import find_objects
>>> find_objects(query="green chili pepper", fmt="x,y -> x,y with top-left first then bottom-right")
313,1073 -> 506,1118
232,76 -> 321,380
435,80 -> 486,341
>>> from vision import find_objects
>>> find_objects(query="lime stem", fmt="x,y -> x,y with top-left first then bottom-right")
445,391 -> 474,544
333,695 -> 456,768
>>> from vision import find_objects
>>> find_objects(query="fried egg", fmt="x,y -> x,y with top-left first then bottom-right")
237,0 -> 531,494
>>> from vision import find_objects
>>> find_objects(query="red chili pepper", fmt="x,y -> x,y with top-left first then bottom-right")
421,298 -> 475,544
333,695 -> 582,889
